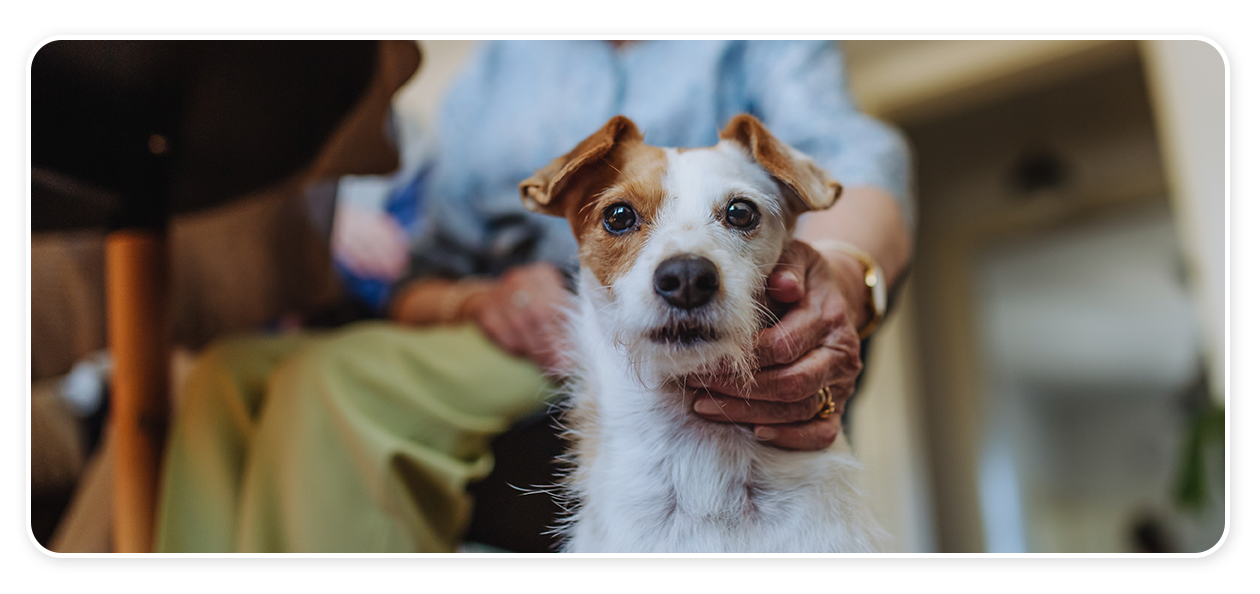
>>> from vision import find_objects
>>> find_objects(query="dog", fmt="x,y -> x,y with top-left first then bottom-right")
520,114 -> 887,553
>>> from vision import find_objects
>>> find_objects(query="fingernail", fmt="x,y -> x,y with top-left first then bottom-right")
754,426 -> 778,440
694,399 -> 721,415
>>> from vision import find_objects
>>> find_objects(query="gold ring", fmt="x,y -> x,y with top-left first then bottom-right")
816,386 -> 836,420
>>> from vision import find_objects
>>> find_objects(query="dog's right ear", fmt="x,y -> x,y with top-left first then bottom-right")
521,115 -> 644,218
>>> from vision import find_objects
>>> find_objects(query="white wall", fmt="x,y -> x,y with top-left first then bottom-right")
849,291 -> 938,553
1140,40 -> 1228,403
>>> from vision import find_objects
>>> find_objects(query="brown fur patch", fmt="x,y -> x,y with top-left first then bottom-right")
520,115 -> 669,287
572,143 -> 668,288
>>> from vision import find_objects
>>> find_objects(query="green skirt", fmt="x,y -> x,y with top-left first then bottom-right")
154,322 -> 556,553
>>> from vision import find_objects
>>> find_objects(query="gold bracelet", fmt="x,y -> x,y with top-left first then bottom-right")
437,278 -> 489,324
810,239 -> 887,340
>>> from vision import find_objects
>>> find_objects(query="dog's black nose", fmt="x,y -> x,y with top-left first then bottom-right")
654,255 -> 720,310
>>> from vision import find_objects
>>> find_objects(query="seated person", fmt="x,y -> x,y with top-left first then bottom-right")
155,40 -> 914,553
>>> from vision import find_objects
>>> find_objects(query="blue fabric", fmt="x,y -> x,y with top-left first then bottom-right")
387,40 -> 912,306
335,263 -> 389,312
336,163 -> 431,311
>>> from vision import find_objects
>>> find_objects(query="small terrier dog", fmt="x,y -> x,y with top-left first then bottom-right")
521,114 -> 886,552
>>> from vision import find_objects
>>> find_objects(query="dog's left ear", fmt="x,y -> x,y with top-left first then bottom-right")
719,114 -> 842,212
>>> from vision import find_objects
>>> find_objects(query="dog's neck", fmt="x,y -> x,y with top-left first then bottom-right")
562,272 -> 826,530
560,283 -> 760,543
560,277 -> 882,552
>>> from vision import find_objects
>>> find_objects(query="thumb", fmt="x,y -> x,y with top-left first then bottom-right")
766,267 -> 805,303
765,240 -> 816,304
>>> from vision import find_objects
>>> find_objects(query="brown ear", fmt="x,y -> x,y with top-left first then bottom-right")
521,115 -> 644,217
718,114 -> 842,212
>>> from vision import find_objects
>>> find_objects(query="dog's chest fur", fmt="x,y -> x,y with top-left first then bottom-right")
557,294 -> 886,553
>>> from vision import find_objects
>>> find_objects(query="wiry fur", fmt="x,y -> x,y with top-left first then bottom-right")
526,115 -> 888,553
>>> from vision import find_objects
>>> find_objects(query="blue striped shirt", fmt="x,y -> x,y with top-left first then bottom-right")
392,40 -> 912,299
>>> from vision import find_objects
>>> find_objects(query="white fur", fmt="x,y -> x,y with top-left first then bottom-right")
555,141 -> 887,553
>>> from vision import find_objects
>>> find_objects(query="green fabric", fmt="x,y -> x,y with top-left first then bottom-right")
154,322 -> 555,553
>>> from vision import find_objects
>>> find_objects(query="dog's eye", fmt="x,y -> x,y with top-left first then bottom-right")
603,203 -> 638,234
724,199 -> 760,230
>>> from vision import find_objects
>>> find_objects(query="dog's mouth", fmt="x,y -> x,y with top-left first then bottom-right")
648,322 -> 720,346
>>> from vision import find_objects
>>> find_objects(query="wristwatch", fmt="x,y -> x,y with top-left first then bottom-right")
810,240 -> 887,340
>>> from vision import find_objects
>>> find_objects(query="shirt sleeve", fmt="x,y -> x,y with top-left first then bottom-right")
740,40 -> 916,230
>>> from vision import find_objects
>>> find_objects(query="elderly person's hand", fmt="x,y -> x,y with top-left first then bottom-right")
687,239 -> 871,450
462,262 -> 574,378
390,262 -> 574,378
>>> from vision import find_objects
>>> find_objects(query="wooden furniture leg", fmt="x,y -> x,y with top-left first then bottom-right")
34,41 -> 415,553
104,230 -> 169,553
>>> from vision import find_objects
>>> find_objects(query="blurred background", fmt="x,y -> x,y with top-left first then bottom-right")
842,39 -> 1226,554
29,40 -> 1226,553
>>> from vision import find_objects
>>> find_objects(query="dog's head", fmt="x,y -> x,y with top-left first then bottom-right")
522,114 -> 841,382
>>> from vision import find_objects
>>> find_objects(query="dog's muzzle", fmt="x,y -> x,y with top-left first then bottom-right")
653,255 -> 719,310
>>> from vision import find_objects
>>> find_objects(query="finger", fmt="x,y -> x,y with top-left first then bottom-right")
526,265 -> 573,308
539,283 -> 575,313
500,305 -> 538,357
692,391 -> 824,425
515,288 -> 563,341
478,310 -> 515,355
765,267 -> 805,304
764,240 -> 815,304
753,299 -> 836,367
754,413 -> 843,451
690,346 -> 849,402
522,304 -> 570,369
533,304 -> 574,376
517,308 -> 555,366
749,345 -> 861,402
480,307 -> 526,357
518,278 -> 573,363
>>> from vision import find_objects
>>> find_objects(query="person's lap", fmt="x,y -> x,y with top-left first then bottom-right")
155,321 -> 556,553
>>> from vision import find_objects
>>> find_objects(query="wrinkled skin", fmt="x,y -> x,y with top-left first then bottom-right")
687,240 -> 864,451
